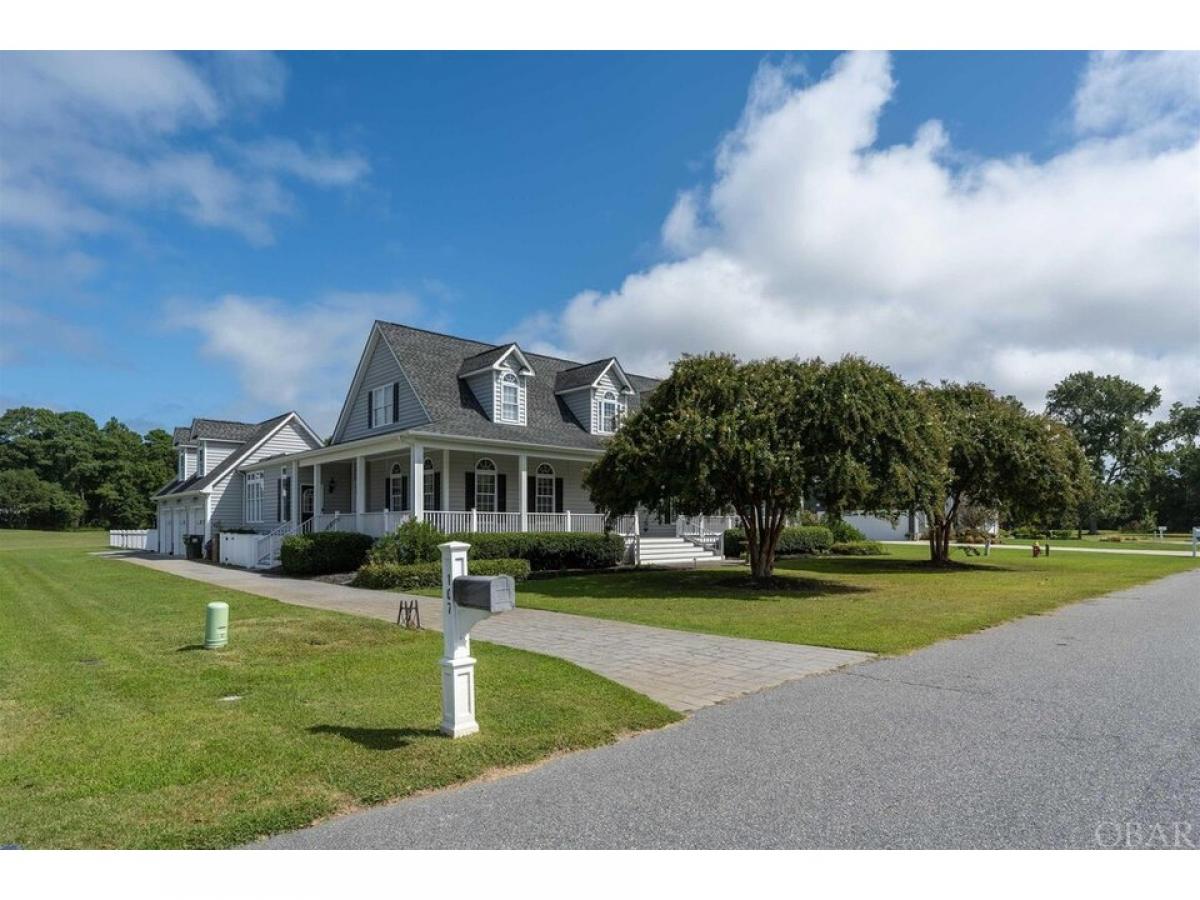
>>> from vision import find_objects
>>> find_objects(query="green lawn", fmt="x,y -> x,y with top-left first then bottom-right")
0,530 -> 678,849
996,536 -> 1194,553
515,544 -> 1197,654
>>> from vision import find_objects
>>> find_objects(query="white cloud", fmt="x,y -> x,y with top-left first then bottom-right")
0,51 -> 367,245
520,51 -> 1200,410
167,291 -> 423,434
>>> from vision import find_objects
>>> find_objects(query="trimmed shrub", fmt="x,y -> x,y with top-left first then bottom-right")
830,541 -> 886,556
441,531 -> 625,571
281,531 -> 375,577
366,519 -> 444,566
352,557 -> 531,591
825,519 -> 867,543
722,525 -> 833,558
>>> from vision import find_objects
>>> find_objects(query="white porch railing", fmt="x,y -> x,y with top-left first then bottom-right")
109,529 -> 151,550
677,514 -> 739,554
255,521 -> 296,567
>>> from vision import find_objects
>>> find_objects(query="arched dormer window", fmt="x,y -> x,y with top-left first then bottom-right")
499,371 -> 521,423
535,463 -> 556,514
597,390 -> 623,434
474,458 -> 497,512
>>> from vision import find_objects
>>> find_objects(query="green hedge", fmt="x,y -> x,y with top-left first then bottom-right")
722,525 -> 833,558
826,519 -> 868,543
352,557 -> 531,591
441,531 -> 625,571
366,519 -> 444,566
1010,528 -> 1076,540
830,540 -> 886,556
280,531 -> 375,576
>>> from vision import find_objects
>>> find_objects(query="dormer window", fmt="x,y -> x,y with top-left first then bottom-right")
177,451 -> 186,480
597,390 -> 624,434
499,371 -> 521,423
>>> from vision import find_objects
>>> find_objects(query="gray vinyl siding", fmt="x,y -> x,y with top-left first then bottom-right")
464,371 -> 494,419
201,440 -> 241,476
316,460 -> 355,514
341,338 -> 428,442
182,448 -> 197,478
209,473 -> 243,531
561,389 -> 591,431
440,451 -> 595,514
224,420 -> 323,529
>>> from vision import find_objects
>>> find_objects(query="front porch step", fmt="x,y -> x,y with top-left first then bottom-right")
634,536 -> 724,566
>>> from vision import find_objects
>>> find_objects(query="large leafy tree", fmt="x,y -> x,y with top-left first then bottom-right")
922,383 -> 1091,564
585,354 -> 939,580
1045,372 -> 1161,531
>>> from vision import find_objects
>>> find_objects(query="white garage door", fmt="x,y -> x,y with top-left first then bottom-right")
174,508 -> 186,556
160,506 -> 172,554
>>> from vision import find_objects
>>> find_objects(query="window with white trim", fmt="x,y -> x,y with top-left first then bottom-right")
389,463 -> 406,511
499,371 -> 520,423
423,457 -> 435,510
279,466 -> 292,522
197,444 -> 205,475
597,390 -> 623,434
535,463 -> 555,513
370,385 -> 393,428
177,451 -> 186,481
244,472 -> 264,523
475,458 -> 497,512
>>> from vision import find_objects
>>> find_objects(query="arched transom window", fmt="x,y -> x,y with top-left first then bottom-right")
499,371 -> 521,423
474,458 -> 497,512
597,390 -> 623,434
535,463 -> 556,514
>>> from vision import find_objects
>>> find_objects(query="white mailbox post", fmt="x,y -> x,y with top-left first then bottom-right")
438,541 -> 517,738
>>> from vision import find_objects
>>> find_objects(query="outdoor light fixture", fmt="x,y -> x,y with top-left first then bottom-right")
328,478 -> 336,494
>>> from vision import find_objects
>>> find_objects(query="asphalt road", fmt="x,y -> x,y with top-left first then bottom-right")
262,569 -> 1200,849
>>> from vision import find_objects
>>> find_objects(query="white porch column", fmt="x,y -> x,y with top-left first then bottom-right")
355,455 -> 367,530
313,463 -> 323,518
441,448 -> 451,511
411,444 -> 425,522
289,460 -> 300,527
518,453 -> 528,532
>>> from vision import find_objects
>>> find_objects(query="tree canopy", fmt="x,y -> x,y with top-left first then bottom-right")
585,354 -> 940,579
920,383 -> 1091,563
0,407 -> 175,529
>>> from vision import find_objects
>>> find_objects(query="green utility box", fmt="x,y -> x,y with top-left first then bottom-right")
205,602 -> 229,649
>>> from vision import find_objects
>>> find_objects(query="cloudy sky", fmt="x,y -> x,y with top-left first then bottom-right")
1,51 -> 1197,435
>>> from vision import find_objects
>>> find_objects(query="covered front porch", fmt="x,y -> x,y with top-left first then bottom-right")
259,439 -> 612,539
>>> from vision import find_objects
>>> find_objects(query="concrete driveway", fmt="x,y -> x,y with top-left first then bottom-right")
260,568 -> 1200,849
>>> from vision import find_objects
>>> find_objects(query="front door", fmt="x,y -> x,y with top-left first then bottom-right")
301,485 -> 314,523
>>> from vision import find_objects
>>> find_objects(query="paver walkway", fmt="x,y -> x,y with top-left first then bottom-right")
118,554 -> 870,711
261,568 -> 1200,848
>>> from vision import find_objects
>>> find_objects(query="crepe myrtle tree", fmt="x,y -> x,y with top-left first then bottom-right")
920,383 -> 1091,564
585,354 -> 941,580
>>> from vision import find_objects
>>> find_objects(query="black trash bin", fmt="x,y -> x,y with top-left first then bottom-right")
184,534 -> 204,560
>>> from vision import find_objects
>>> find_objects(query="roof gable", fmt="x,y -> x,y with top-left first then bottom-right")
457,342 -> 535,377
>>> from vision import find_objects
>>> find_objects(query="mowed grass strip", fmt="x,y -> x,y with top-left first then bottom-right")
0,531 -> 678,849
514,543 -> 1197,654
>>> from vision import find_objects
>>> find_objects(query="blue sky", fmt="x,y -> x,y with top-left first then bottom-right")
1,51 -> 1196,435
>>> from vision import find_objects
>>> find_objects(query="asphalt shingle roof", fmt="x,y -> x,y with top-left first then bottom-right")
554,359 -> 614,393
372,322 -> 661,451
154,412 -> 296,497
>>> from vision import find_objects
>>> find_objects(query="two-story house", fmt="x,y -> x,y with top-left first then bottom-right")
155,321 -> 729,566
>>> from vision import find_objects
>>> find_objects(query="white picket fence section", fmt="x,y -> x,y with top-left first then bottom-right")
108,529 -> 152,550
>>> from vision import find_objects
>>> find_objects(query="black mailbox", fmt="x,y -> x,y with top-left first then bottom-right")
451,575 -> 516,613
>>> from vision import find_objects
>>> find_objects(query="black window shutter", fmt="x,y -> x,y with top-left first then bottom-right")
432,472 -> 441,510
277,479 -> 283,522
384,476 -> 391,510
554,477 -> 564,513
392,382 -> 400,423
401,475 -> 409,511
526,476 -> 535,512
497,474 -> 507,512
367,391 -> 373,429
465,472 -> 475,510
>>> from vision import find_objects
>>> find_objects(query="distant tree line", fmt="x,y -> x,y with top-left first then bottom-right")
1045,372 -> 1199,534
0,407 -> 175,530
